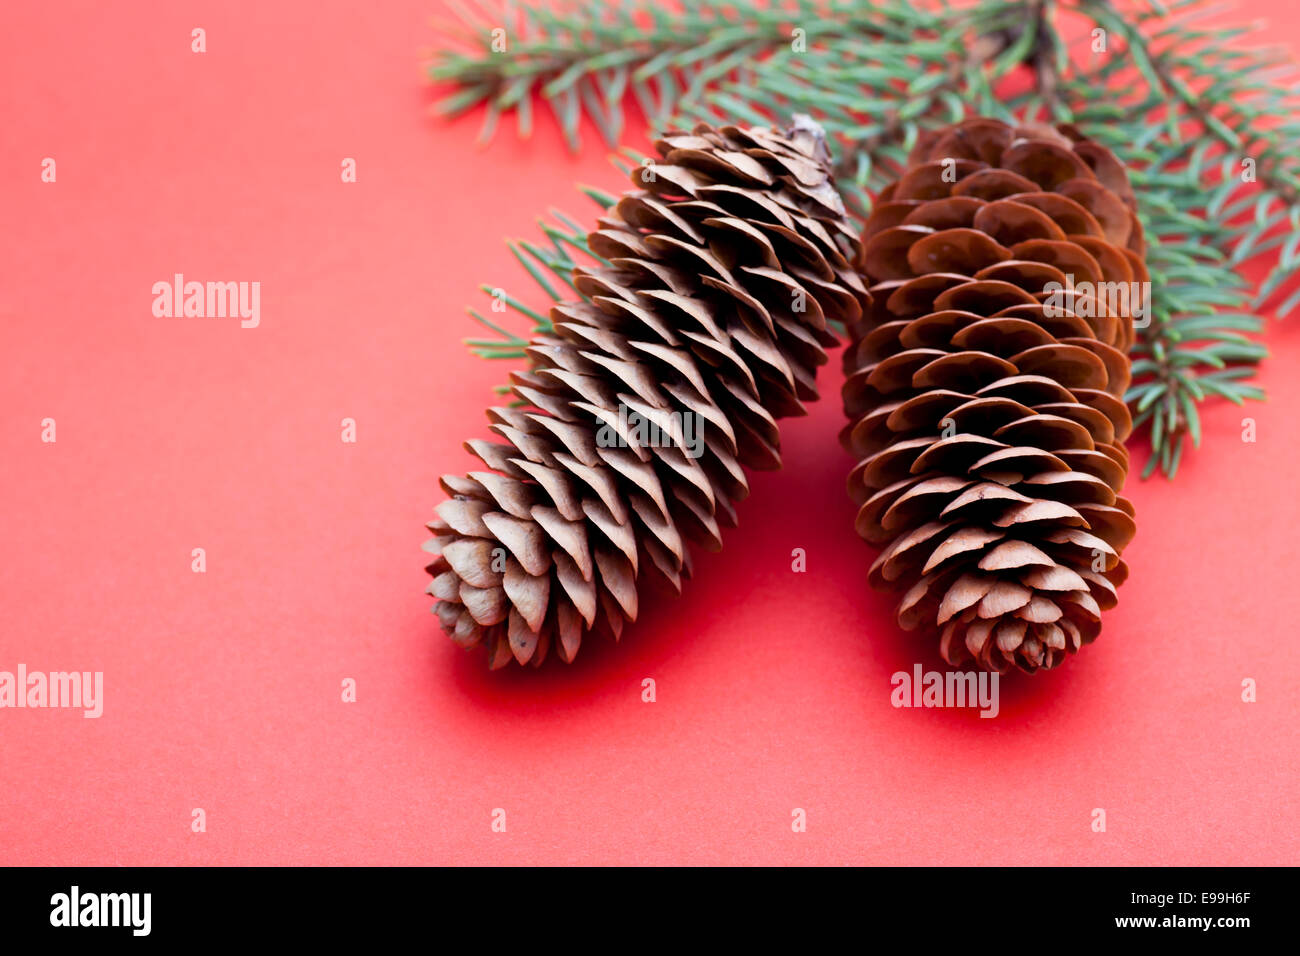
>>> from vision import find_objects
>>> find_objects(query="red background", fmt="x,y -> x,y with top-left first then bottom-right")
2,1 -> 1297,865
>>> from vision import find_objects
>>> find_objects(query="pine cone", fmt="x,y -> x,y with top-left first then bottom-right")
843,117 -> 1142,673
427,118 -> 868,668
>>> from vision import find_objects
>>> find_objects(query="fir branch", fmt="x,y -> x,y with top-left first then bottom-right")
462,191 -> 613,363
432,1 -> 904,147
435,0 -> 1300,478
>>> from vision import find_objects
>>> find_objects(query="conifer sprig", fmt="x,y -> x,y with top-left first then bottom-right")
432,0 -> 1299,478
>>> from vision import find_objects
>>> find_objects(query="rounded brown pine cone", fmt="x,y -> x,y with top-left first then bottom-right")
843,117 -> 1142,674
427,117 -> 869,668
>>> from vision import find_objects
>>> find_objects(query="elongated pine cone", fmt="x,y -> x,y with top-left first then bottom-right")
427,118 -> 868,668
843,117 -> 1143,673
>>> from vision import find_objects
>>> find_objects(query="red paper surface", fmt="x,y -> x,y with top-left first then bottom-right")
2,1 -> 1297,866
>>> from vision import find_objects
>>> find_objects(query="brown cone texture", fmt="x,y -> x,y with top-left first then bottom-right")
843,117 -> 1143,674
427,119 -> 868,668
